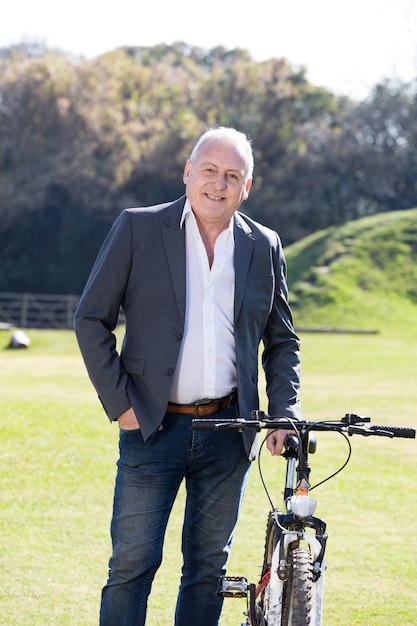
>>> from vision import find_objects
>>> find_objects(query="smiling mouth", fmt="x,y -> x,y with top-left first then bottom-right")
206,193 -> 224,201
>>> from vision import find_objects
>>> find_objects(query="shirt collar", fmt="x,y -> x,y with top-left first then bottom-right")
180,198 -> 193,228
180,198 -> 234,236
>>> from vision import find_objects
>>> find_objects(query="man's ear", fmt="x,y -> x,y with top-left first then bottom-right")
244,177 -> 253,199
183,160 -> 192,184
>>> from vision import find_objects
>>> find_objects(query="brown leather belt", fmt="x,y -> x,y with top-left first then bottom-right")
167,391 -> 238,417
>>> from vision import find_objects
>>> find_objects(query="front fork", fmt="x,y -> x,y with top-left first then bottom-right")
273,511 -> 328,582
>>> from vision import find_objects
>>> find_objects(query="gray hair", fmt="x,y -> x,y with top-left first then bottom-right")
190,127 -> 254,179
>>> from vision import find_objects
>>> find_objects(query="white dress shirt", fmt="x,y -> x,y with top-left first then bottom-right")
169,200 -> 237,403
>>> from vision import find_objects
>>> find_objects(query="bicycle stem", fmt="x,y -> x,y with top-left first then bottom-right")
282,431 -> 313,510
283,455 -> 297,504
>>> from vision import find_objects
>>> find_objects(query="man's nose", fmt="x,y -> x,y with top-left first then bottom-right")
214,172 -> 227,188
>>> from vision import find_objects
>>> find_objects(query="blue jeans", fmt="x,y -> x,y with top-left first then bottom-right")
99,405 -> 251,626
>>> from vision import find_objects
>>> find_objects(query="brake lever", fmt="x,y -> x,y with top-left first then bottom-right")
347,426 -> 394,438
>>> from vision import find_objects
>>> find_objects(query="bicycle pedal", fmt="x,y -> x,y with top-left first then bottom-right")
217,575 -> 248,597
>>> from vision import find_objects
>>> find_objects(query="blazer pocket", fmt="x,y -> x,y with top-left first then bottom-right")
121,355 -> 145,376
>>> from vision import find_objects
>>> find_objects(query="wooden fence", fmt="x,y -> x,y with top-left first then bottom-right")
0,293 -> 80,329
0,292 -> 376,334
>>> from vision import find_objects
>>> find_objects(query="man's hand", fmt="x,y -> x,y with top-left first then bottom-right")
117,407 -> 163,431
266,419 -> 295,456
117,407 -> 140,430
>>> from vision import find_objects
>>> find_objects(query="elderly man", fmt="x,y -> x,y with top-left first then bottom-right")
74,126 -> 301,626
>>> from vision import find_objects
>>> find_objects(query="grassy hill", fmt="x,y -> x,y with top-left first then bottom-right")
1,210 -> 417,625
285,207 -> 417,332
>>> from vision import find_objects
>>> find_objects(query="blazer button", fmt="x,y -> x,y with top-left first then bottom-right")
174,333 -> 182,341
166,368 -> 174,375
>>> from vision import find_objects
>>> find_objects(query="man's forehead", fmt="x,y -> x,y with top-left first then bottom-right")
196,140 -> 247,170
198,158 -> 244,172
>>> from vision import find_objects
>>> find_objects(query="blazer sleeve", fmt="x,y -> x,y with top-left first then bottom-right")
262,232 -> 302,420
73,210 -> 133,420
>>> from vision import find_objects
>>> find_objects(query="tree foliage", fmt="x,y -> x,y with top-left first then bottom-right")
0,42 -> 416,293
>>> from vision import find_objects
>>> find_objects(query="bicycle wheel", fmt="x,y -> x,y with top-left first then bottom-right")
256,513 -> 280,624
249,584 -> 266,626
257,515 -> 319,625
281,547 -> 313,625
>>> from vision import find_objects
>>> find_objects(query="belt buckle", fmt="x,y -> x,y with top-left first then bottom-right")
194,398 -> 217,417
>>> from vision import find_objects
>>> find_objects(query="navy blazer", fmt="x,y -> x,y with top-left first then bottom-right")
74,196 -> 301,458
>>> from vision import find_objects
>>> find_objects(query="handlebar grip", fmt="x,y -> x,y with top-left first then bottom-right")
370,425 -> 416,439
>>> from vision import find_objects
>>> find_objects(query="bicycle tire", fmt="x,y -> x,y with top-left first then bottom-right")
281,547 -> 313,625
256,514 -> 322,625
256,513 -> 279,624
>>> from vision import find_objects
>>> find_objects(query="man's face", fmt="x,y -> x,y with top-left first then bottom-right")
183,138 -> 252,232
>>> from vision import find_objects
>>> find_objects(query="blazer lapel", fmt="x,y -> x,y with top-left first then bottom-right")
234,214 -> 255,322
161,202 -> 255,326
162,197 -> 187,324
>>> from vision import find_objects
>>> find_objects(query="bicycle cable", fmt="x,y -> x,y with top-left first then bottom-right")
257,421 -> 353,508
257,434 -> 275,510
297,421 -> 353,491
257,416 -> 301,510
309,428 -> 352,491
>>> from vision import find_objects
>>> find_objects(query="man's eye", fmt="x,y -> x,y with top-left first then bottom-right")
228,173 -> 239,181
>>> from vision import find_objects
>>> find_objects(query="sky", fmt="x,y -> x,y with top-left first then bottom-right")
2,0 -> 417,100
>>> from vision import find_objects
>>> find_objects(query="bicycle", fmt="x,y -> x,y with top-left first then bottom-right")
192,412 -> 415,625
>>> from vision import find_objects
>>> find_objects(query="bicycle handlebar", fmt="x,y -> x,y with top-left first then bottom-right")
192,415 -> 416,439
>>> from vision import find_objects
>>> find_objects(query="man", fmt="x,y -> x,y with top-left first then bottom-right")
74,127 -> 301,625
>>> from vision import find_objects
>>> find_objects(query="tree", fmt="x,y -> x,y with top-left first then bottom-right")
1,43 -> 416,293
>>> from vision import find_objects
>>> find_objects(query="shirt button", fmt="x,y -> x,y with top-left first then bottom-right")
166,368 -> 174,375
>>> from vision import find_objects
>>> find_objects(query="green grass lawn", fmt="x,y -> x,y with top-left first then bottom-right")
1,326 -> 416,625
